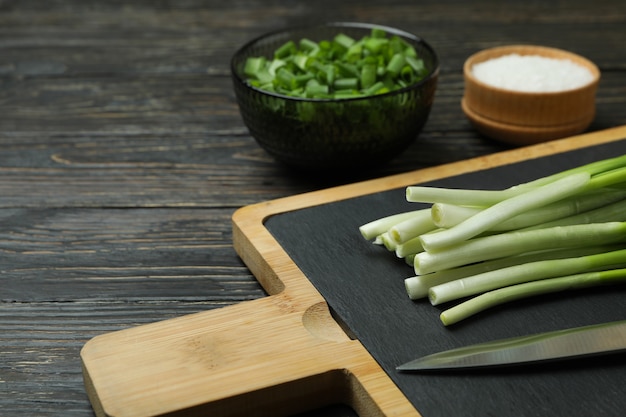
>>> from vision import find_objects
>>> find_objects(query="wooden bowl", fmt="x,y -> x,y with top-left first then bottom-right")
462,45 -> 600,145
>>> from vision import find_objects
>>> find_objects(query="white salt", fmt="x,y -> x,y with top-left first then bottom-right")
472,53 -> 594,92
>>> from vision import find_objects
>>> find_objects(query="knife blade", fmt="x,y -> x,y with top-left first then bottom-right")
397,319 -> 626,371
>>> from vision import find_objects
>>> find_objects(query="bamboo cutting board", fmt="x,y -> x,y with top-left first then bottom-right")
81,125 -> 626,417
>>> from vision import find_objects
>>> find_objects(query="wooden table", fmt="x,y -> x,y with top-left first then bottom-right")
1,1 -> 625,416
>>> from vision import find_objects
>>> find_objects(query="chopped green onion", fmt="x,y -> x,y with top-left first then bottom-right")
267,59 -> 286,76
345,42 -> 363,62
334,33 -> 355,49
243,28 -> 428,99
363,81 -> 388,96
364,37 -> 388,54
304,79 -> 329,98
299,38 -> 318,52
336,62 -> 359,78
274,40 -> 296,59
333,77 -> 359,90
360,63 -> 377,89
371,27 -> 386,38
333,89 -> 362,99
292,54 -> 311,71
400,65 -> 415,83
406,55 -> 426,74
386,53 -> 406,77
275,67 -> 296,89
244,56 -> 267,78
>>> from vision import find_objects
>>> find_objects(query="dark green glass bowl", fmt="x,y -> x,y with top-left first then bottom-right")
231,22 -> 440,173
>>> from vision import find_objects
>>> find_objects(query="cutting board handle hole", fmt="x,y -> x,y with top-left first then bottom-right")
206,370 -> 366,417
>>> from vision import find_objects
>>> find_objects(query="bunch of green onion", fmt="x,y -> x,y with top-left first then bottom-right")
244,28 -> 429,99
359,154 -> 626,325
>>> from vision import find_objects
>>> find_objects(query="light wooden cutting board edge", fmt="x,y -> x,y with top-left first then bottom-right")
81,125 -> 626,417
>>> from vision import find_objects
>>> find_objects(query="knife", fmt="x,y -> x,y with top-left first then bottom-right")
396,319 -> 626,371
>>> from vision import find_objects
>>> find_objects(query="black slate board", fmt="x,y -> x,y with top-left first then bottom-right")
265,140 -> 626,417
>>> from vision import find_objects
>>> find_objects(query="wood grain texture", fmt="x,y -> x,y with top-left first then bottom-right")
1,0 -> 626,416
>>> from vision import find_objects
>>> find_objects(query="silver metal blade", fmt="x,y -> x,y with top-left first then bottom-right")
397,319 -> 626,371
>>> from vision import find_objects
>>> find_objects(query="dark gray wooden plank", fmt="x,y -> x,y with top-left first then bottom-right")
0,0 -> 625,416
0,207 -> 265,302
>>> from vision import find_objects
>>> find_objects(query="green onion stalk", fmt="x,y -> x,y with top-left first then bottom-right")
359,154 -> 626,325
439,268 -> 626,326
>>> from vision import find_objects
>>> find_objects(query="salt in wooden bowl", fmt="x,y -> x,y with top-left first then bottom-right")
462,45 -> 600,145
